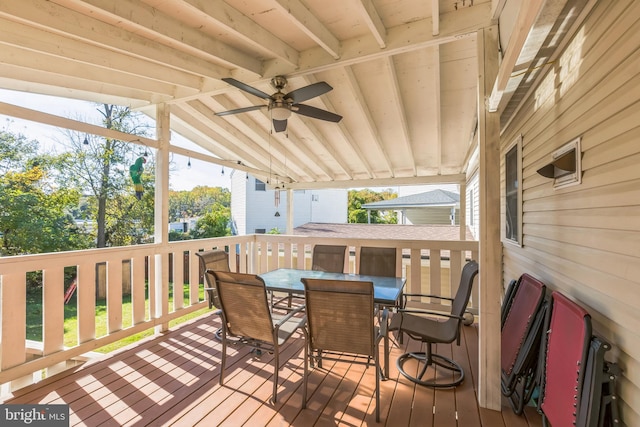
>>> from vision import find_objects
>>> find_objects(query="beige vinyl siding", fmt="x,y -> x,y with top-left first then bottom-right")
404,207 -> 458,225
500,1 -> 640,425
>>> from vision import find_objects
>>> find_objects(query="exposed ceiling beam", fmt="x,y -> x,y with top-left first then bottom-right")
272,0 -> 341,59
432,0 -> 440,35
54,0 -> 263,74
179,0 -> 299,68
357,0 -> 387,48
211,3 -> 491,99
173,103 -> 272,173
344,66 -> 393,177
183,100 -> 294,178
0,0 -> 235,80
488,0 -> 546,112
283,174 -> 467,190
293,75 -> 357,181
385,56 -> 417,176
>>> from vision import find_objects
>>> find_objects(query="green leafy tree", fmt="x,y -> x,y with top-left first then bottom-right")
0,130 -> 92,255
348,188 -> 398,224
169,186 -> 230,222
189,204 -> 231,239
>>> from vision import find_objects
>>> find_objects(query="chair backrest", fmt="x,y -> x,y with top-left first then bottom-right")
196,250 -> 230,308
358,246 -> 396,277
451,260 -> 479,318
539,291 -> 592,427
211,271 -> 275,343
302,278 -> 375,357
501,274 -> 546,376
311,244 -> 347,273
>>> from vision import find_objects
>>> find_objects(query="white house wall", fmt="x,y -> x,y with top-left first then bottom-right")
466,172 -> 480,239
231,172 -> 348,235
500,1 -> 640,425
230,170 -> 248,235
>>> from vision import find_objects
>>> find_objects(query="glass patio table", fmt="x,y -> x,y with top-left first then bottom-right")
259,268 -> 406,307
259,268 -> 406,378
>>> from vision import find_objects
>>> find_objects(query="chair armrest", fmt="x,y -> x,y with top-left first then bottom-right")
397,307 -> 463,321
273,304 -> 306,328
402,292 -> 455,303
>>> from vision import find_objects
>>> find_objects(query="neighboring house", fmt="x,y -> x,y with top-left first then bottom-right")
466,173 -> 480,240
363,189 -> 460,226
294,222 -> 475,242
168,218 -> 199,234
230,170 -> 347,235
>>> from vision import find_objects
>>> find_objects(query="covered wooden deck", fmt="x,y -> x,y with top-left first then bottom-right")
1,314 -> 542,426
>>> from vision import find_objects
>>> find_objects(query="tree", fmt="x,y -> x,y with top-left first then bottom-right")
189,204 -> 231,239
347,188 -> 398,224
62,104 -> 154,247
169,186 -> 230,222
0,129 -> 92,255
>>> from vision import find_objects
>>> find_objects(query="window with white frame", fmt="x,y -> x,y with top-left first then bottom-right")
505,135 -> 523,245
255,179 -> 266,191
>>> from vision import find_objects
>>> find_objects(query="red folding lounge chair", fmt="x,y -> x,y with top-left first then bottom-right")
538,291 -> 592,426
501,274 -> 547,414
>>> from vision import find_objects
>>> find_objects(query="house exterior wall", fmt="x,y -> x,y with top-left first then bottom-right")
230,171 -> 248,235
403,207 -> 459,225
230,172 -> 348,235
466,172 -> 480,239
500,1 -> 639,425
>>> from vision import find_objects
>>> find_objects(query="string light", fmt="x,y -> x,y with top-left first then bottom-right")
187,158 -> 191,169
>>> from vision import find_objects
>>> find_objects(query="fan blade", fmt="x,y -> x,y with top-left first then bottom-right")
215,105 -> 266,116
294,104 -> 342,122
285,81 -> 332,103
222,77 -> 271,100
273,119 -> 287,132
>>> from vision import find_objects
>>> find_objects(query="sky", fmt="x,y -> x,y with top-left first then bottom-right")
0,88 -> 455,196
0,88 -> 230,191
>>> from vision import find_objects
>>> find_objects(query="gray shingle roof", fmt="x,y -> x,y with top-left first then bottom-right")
362,189 -> 460,209
294,222 -> 475,241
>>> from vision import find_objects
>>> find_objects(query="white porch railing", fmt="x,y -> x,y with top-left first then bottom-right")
0,234 -> 477,393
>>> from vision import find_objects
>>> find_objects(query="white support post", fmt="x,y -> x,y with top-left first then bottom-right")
154,103 -> 171,332
286,188 -> 294,234
477,25 -> 502,411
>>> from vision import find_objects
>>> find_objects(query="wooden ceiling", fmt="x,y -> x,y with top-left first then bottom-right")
0,1 -> 508,189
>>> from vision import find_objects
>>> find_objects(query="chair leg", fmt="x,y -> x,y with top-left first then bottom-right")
396,343 -> 465,388
272,345 -> 279,403
302,328 -> 309,409
220,328 -> 227,386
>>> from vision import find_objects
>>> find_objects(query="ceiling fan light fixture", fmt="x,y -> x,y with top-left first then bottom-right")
270,105 -> 291,121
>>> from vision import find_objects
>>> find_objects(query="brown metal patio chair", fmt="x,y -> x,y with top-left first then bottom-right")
302,278 -> 388,422
311,244 -> 347,272
211,270 -> 308,404
272,244 -> 348,310
358,246 -> 397,277
388,260 -> 478,388
195,249 -> 230,341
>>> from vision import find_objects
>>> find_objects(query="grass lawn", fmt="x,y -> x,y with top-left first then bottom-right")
26,283 -> 210,354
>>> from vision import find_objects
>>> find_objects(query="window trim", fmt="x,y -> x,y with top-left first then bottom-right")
504,135 -> 523,247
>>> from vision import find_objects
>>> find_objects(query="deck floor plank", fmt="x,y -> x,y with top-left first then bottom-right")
1,315 -> 542,427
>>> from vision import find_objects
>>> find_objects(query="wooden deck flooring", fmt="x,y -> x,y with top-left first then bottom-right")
2,314 -> 543,426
